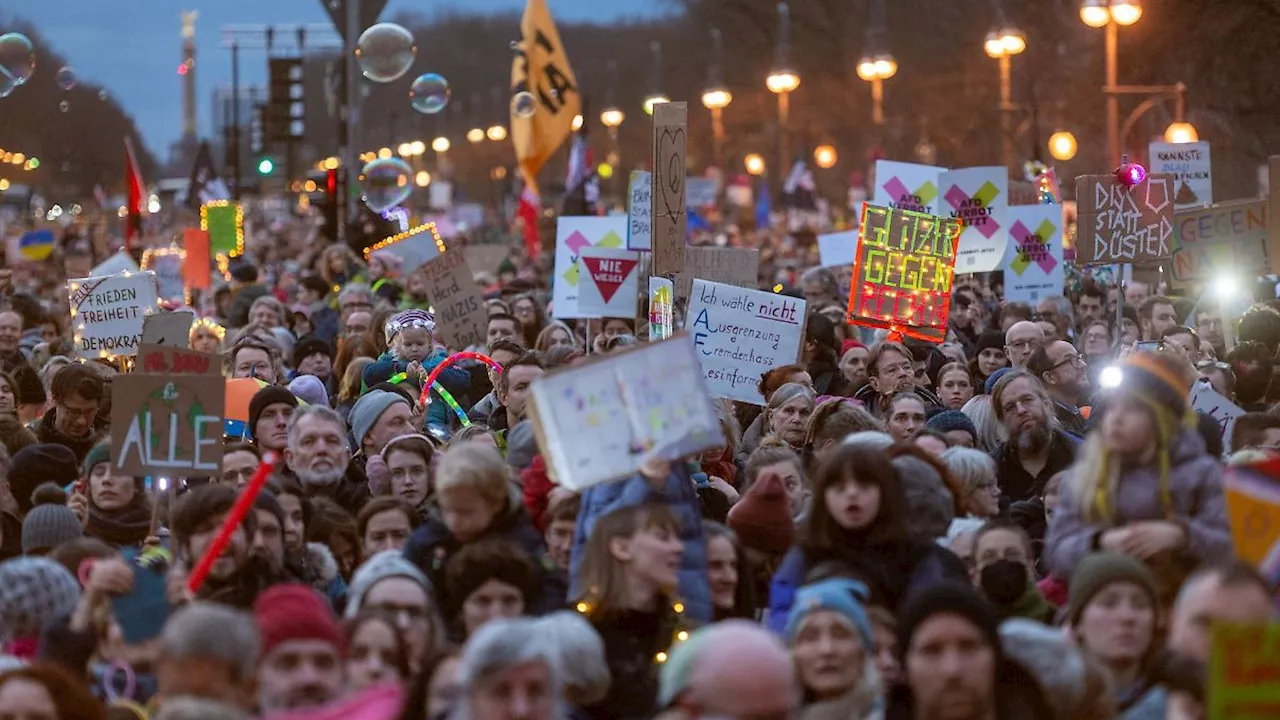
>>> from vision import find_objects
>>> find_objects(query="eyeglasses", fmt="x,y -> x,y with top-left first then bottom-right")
58,403 -> 99,420
1048,354 -> 1086,371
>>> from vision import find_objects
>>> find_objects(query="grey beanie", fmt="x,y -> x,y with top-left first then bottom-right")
0,557 -> 81,644
350,390 -> 408,450
22,487 -> 84,555
890,454 -> 955,539
345,550 -> 432,619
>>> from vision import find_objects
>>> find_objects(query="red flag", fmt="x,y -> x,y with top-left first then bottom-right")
124,137 -> 145,252
517,181 -> 542,259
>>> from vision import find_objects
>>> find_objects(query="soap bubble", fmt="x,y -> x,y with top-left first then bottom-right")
55,66 -> 76,91
360,157 -> 413,213
0,33 -> 36,88
58,100 -> 69,113
409,73 -> 449,114
98,90 -> 109,101
0,76 -> 14,99
355,23 -> 416,83
511,91 -> 537,118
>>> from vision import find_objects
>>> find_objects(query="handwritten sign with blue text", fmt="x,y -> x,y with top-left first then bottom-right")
687,279 -> 806,405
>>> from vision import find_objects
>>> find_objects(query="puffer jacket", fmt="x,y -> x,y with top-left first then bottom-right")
364,348 -> 470,429
1044,429 -> 1233,587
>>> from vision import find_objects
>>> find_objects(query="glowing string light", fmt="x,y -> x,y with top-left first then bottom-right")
363,223 -> 446,262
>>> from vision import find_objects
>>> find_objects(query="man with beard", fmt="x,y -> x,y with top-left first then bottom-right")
990,371 -> 1078,505
1193,302 -> 1227,359
1138,295 -> 1179,342
1227,340 -> 1275,411
284,405 -> 370,515
170,484 -> 286,609
253,584 -> 347,713
490,351 -> 546,438
1027,341 -> 1090,438
852,341 -> 941,418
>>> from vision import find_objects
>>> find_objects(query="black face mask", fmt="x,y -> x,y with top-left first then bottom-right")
980,559 -> 1028,605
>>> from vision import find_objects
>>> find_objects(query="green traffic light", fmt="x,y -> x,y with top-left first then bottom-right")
257,158 -> 274,174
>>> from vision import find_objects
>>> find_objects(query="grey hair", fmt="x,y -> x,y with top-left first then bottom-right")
800,266 -> 839,299
939,446 -> 998,500
533,611 -> 611,706
1041,295 -> 1075,328
286,404 -> 350,450
450,618 -> 566,720
842,430 -> 894,452
767,382 -> 816,412
959,394 -> 1006,454
153,697 -> 252,720
159,602 -> 260,685
1000,619 -> 1115,719
339,282 -> 373,303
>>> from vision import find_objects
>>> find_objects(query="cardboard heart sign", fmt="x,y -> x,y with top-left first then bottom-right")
577,247 -> 640,318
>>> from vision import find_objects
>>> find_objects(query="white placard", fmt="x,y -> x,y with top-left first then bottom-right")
1191,380 -> 1245,454
872,160 -> 945,215
1149,141 -> 1212,210
528,334 -> 726,491
372,228 -> 440,272
141,310 -> 196,348
552,216 -> 628,319
627,170 -> 652,250
686,279 -> 806,405
817,230 -> 859,268
1002,206 -> 1065,305
939,166 -> 1009,273
69,271 -> 159,360
685,177 -> 719,208
91,251 -> 140,278
577,247 -> 641,318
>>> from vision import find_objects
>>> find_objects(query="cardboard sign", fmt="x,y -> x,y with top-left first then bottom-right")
872,160 -> 945,214
182,228 -> 211,289
140,312 -> 196,349
651,101 -> 688,276
1170,199 -> 1269,286
142,248 -> 185,302
201,201 -> 243,256
577,247 -> 640,318
1074,173 -> 1175,264
1003,205 -> 1064,305
1149,141 -> 1212,209
1191,380 -> 1245,455
138,343 -> 221,376
940,166 -> 1008,273
91,251 -> 139,278
366,224 -> 443,272
421,249 -> 487,350
110,372 -> 225,477
687,279 -> 806,405
649,277 -> 674,341
846,203 -> 960,343
552,216 -> 627,319
627,170 -> 652,250
1209,623 -> 1280,719
675,246 -> 759,302
69,271 -> 159,360
817,230 -> 859,268
527,334 -> 725,491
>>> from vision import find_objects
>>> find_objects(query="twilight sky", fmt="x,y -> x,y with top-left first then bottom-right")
6,0 -> 666,159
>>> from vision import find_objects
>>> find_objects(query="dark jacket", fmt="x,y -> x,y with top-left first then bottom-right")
364,348 -> 470,428
851,383 -> 942,418
582,604 -> 687,720
197,554 -> 289,610
277,462 -> 372,517
1050,396 -> 1087,438
992,428 -> 1080,505
30,407 -> 108,465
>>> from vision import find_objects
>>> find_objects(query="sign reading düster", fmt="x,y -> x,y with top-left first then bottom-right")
70,271 -> 159,360
1074,173 -> 1175,265
421,248 -> 487,350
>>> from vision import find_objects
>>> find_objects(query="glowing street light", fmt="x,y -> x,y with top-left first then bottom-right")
643,94 -> 670,116
486,125 -> 508,142
813,145 -> 837,169
744,154 -> 766,176
431,137 -> 451,153
415,170 -> 431,187
856,53 -> 897,125
571,114 -> 584,131
1049,131 -> 1079,161
985,25 -> 1027,173
467,128 -> 486,144
1164,121 -> 1199,144
600,108 -> 624,128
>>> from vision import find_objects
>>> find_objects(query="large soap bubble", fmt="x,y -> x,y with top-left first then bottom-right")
409,73 -> 449,114
511,91 -> 537,118
360,157 -> 413,213
355,23 -> 416,83
55,66 -> 76,91
0,33 -> 36,92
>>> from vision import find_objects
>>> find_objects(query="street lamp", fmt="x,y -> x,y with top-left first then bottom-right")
814,145 -> 837,169
744,154 -> 766,176
467,128 -> 485,144
600,108 -> 624,129
644,41 -> 669,116
486,125 -> 507,142
1164,121 -> 1198,144
571,114 -> 584,131
702,28 -> 733,168
984,25 -> 1027,175
767,3 -> 801,174
1049,131 -> 1079,161
856,54 -> 897,125
1080,0 -> 1146,164
432,137 -> 451,153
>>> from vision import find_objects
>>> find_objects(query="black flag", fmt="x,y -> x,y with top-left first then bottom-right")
185,141 -> 230,209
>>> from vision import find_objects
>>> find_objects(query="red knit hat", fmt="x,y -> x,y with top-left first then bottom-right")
727,471 -> 796,554
254,584 -> 345,658
840,339 -> 866,358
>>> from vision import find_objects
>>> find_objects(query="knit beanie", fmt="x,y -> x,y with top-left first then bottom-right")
0,556 -> 81,645
984,367 -> 1013,395
344,550 -> 432,619
350,390 -> 407,450
248,386 -> 299,440
11,363 -> 45,406
925,410 -> 978,438
10,444 -> 78,516
1067,552 -> 1158,627
976,330 -> 1006,357
21,485 -> 83,555
1120,351 -> 1192,418
288,374 -> 329,408
726,471 -> 796,554
890,454 -> 955,539
898,581 -> 1001,663
292,335 -> 332,369
840,339 -> 866,358
384,309 -> 436,345
83,442 -> 112,478
253,584 -> 344,658
785,577 -> 873,647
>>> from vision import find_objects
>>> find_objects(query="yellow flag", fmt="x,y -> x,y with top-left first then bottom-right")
510,0 -> 580,192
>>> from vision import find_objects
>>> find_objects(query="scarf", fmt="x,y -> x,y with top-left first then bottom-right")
993,579 -> 1056,624
85,496 -> 152,548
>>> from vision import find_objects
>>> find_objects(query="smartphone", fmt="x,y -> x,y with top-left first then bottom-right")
1135,341 -> 1163,352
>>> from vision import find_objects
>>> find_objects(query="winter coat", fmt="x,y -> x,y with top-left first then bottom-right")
1044,429 -> 1233,588
286,542 -> 348,612
276,461 -> 372,517
30,407 -> 108,465
197,554 -> 290,610
582,604 -> 689,720
365,348 -> 470,429
568,463 -> 712,623
521,455 -> 555,531
851,384 -> 942,419
467,391 -> 501,426
735,413 -> 768,465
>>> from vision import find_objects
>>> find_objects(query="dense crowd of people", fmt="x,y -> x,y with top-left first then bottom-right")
0,211 -> 1278,720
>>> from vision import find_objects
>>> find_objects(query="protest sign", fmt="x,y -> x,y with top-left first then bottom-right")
141,312 -> 196,349
1191,380 -> 1246,457
1074,173 -> 1175,265
110,370 -> 224,477
365,223 -> 444,272
675,246 -> 759,302
627,170 -> 652,250
940,166 -> 1008,273
1169,199 -> 1268,286
685,177 -> 718,208
872,160 -> 945,215
552,216 -> 627,319
846,203 -> 961,343
138,343 -> 221,376
577,247 -> 641,318
201,201 -> 243,256
1223,460 -> 1280,567
1149,141 -> 1212,209
1003,205 -> 1064,305
182,228 -> 211,289
69,271 -> 159,360
91,251 -> 139,278
817,230 -> 859,268
649,277 -> 674,341
1209,623 -> 1280,720
651,101 -> 688,276
527,334 -> 725,491
141,247 -> 185,303
421,248 -> 487,350
687,279 -> 806,405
